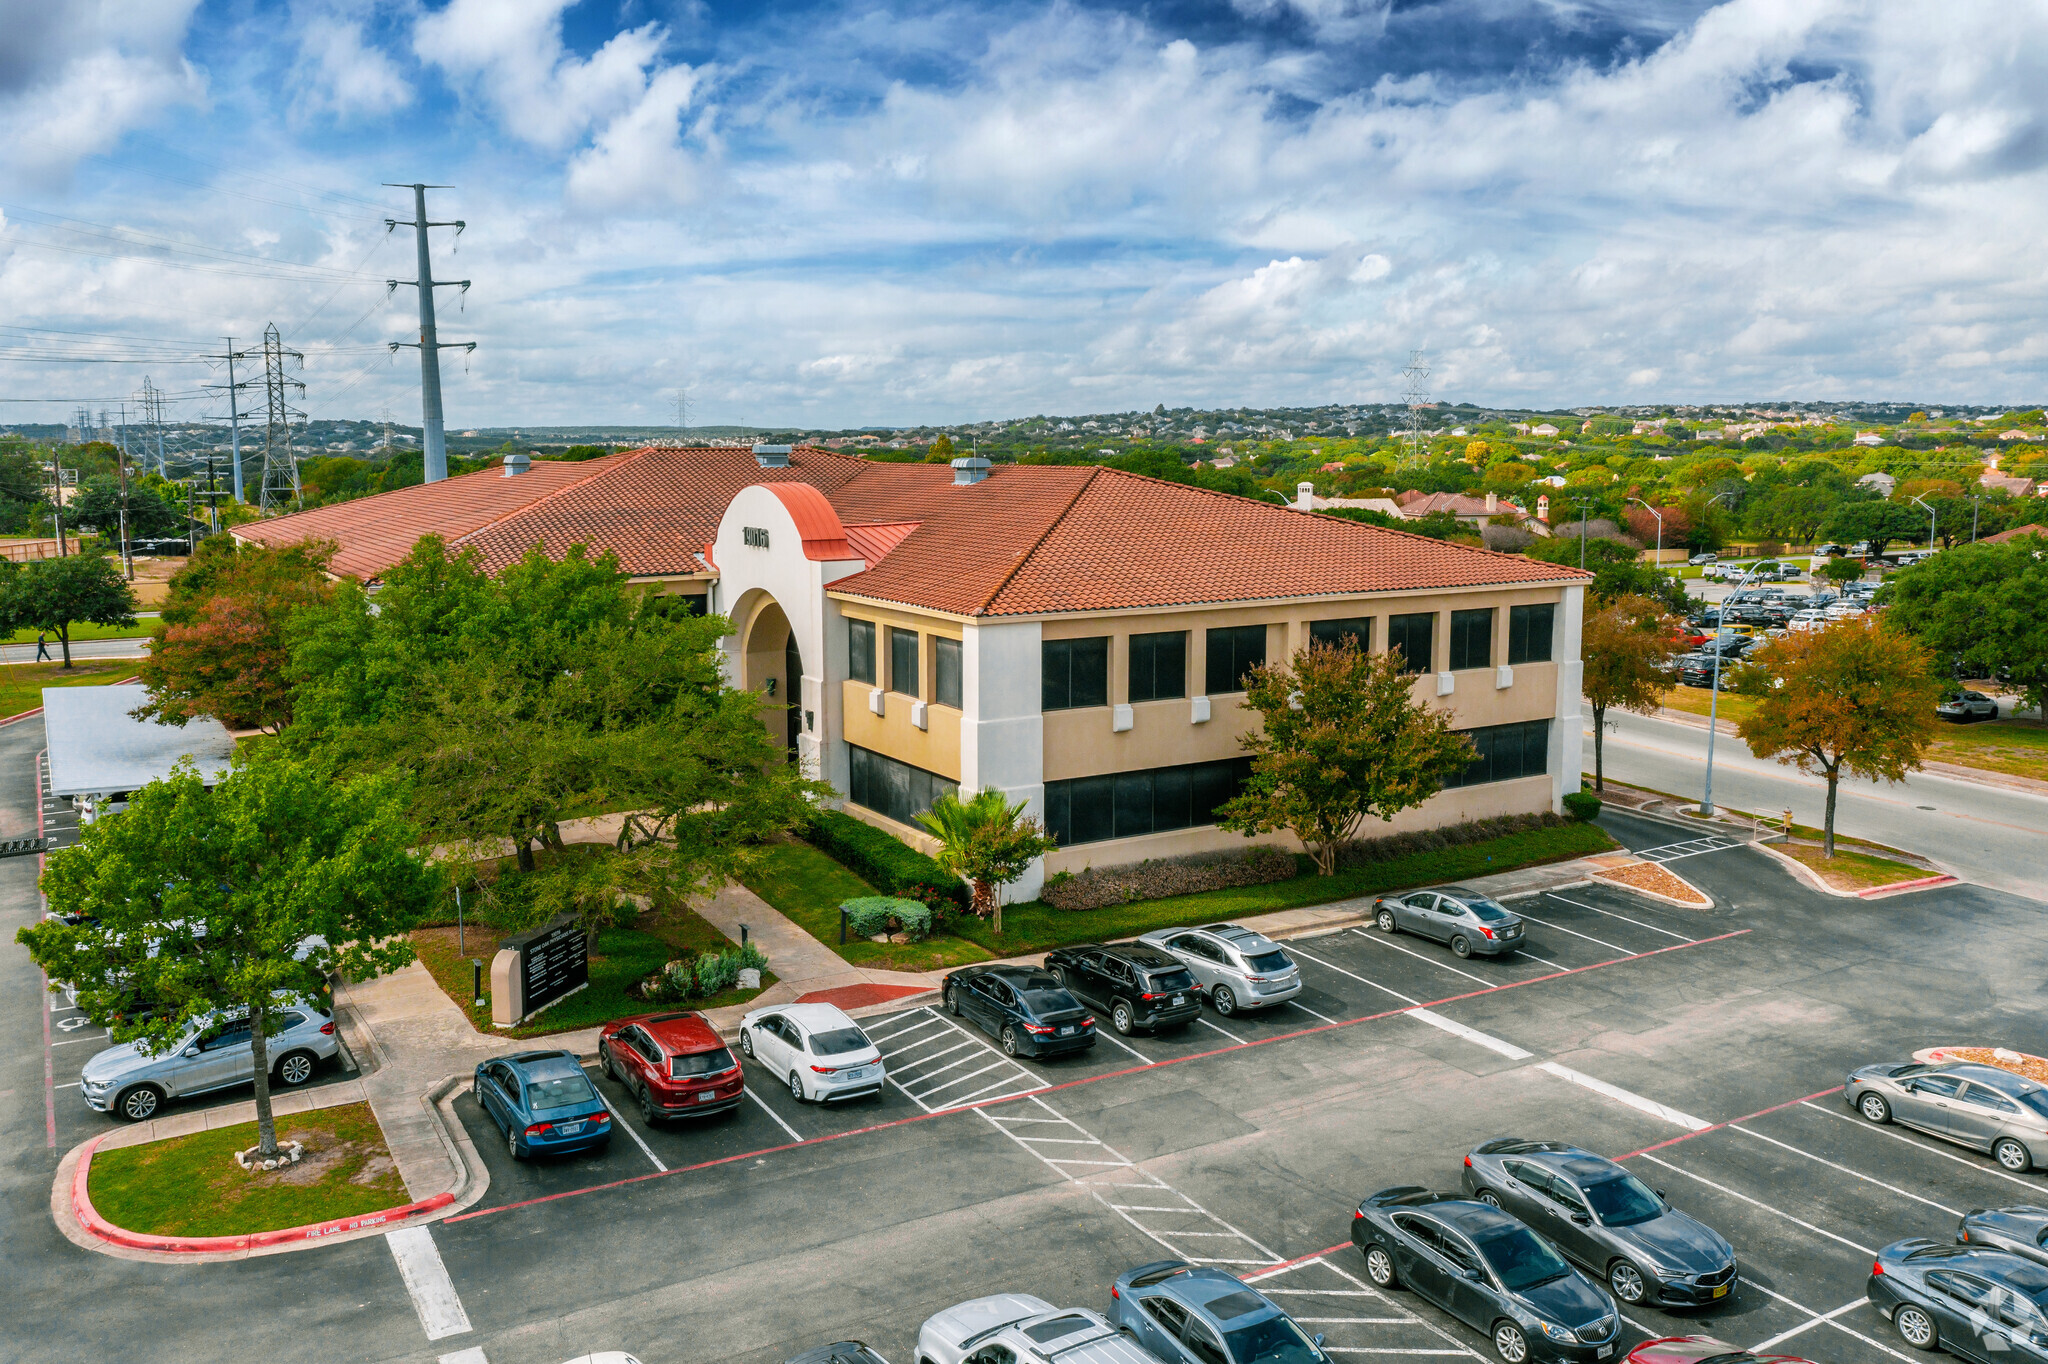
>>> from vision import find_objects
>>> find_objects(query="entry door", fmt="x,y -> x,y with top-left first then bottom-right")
785,635 -> 803,757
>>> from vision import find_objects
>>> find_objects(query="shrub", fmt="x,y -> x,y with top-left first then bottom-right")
1562,790 -> 1602,822
804,810 -> 968,909
841,895 -> 934,941
1040,846 -> 1297,911
1330,812 -> 1571,870
646,942 -> 769,1002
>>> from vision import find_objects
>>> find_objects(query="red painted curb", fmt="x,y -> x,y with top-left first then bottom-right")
72,1132 -> 455,1253
0,705 -> 44,725
1858,874 -> 1957,898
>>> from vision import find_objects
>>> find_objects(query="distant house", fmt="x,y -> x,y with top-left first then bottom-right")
1696,429 -> 1725,441
1321,462 -> 1346,473
1858,471 -> 1897,496
1290,483 -> 1402,517
1535,475 -> 1567,488
1393,490 -> 1529,528
1853,432 -> 1885,447
1530,423 -> 1560,437
1980,473 -> 2038,498
2001,430 -> 2031,441
1980,524 -> 2047,544
1209,455 -> 1238,469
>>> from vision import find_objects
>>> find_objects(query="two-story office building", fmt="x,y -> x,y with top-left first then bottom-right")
242,443 -> 1590,900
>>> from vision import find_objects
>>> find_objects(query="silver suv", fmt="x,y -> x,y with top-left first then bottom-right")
80,1001 -> 339,1122
1137,923 -> 1303,1015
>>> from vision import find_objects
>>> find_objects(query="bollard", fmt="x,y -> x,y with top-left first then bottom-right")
740,923 -> 749,949
839,908 -> 848,944
471,958 -> 483,1006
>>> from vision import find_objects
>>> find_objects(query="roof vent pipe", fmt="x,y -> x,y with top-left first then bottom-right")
1296,481 -> 1314,510
502,451 -> 532,477
753,444 -> 792,467
951,456 -> 991,486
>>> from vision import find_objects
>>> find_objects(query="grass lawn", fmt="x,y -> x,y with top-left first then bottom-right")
1779,842 -> 1936,893
739,841 -> 994,971
0,663 -> 139,717
1653,689 -> 2048,782
0,619 -> 155,647
87,1101 -> 408,1237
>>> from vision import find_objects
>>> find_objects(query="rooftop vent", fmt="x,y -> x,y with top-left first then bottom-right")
502,451 -> 532,477
753,444 -> 792,467
951,456 -> 991,486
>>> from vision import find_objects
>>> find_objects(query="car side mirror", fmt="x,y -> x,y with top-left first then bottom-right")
1570,1212 -> 1592,1226
1313,1335 -> 1327,1347
183,1045 -> 200,1057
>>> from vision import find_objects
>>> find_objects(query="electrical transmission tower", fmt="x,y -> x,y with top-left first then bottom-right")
384,184 -> 475,483
258,323 -> 307,512
71,407 -> 92,445
673,386 -> 691,432
1402,349 -> 1431,463
203,338 -> 260,501
138,377 -> 169,475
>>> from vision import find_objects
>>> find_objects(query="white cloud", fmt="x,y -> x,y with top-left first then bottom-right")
413,0 -> 670,150
0,1 -> 205,183
294,10 -> 412,119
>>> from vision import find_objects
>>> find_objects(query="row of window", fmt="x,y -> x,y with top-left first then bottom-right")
846,745 -> 957,828
1441,719 -> 1553,790
848,620 -> 964,709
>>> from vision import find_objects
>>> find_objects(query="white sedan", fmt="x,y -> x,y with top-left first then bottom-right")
918,1295 -> 1158,1364
737,1001 -> 885,1103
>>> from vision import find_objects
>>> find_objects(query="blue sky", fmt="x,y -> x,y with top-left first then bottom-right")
1,0 -> 2042,430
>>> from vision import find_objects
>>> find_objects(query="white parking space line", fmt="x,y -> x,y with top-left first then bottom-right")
1288,946 -> 1422,1005
386,1225 -> 472,1341
1728,1123 -> 1964,1214
744,1086 -> 804,1143
1538,1063 -> 1709,1129
873,1008 -> 1043,1112
1796,1100 -> 2047,1192
49,1034 -> 109,1045
1287,999 -> 1341,1026
1632,836 -> 1740,863
1544,893 -> 1694,942
1409,1009 -> 1533,1061
1246,1255 -> 1484,1360
1739,1277 -> 1917,1364
1092,1028 -> 1154,1064
438,1348 -> 489,1364
586,1080 -> 666,1172
1636,1153 -> 1877,1255
1199,1017 -> 1249,1045
1349,929 -> 1497,987
1751,1299 -> 1869,1352
1506,912 -> 1628,955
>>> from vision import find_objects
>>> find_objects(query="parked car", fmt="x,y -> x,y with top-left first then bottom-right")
1958,1207 -> 2048,1268
1938,690 -> 2000,723
1040,943 -> 1201,1036
1846,1060 -> 2048,1172
1867,1238 -> 2048,1358
739,1002 -> 886,1102
1372,885 -> 1525,959
1136,923 -> 1303,1015
919,1296 -> 1152,1364
1625,1338 -> 1813,1364
1110,1261 -> 1330,1364
789,1343 -> 891,1364
472,1050 -> 612,1160
598,1010 -> 743,1124
941,964 -> 1096,1056
1461,1138 -> 1737,1306
1687,553 -> 1718,566
80,997 -> 338,1122
1351,1188 -> 1621,1364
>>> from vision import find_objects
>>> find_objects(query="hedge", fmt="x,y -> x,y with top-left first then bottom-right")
1562,790 -> 1602,822
804,810 -> 968,909
1042,846 -> 1296,911
841,895 -> 935,941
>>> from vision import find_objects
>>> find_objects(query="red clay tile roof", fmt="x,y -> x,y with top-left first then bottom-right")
240,444 -> 1588,611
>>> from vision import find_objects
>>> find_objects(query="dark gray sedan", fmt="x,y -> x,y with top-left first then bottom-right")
1372,886 -> 1526,959
1846,1061 -> 2048,1172
1461,1138 -> 1736,1307
1352,1188 -> 1619,1364
1868,1238 -> 2048,1360
1958,1208 -> 2048,1268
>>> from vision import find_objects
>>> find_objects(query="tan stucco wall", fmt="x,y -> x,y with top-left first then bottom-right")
839,679 -> 963,780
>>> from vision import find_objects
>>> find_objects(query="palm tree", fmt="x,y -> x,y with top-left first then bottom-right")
915,788 -> 1058,936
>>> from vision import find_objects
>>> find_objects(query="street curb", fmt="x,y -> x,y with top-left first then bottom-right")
0,705 -> 44,725
1588,861 -> 1715,911
1858,874 -> 1960,899
1748,838 -> 1954,901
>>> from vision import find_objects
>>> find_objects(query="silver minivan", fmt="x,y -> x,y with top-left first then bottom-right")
1137,923 -> 1303,1015
80,1001 -> 340,1122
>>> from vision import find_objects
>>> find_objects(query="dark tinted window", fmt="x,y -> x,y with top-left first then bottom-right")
808,1027 -> 872,1056
847,745 -> 955,826
1018,986 -> 1079,1014
1449,609 -> 1494,671
1204,1292 -> 1268,1323
1044,637 -> 1109,710
1244,950 -> 1290,972
1043,758 -> 1253,846
890,627 -> 920,697
1463,897 -> 1514,923
1310,617 -> 1371,652
933,636 -> 962,709
1024,1317 -> 1096,1345
848,619 -> 876,684
1582,1174 -> 1663,1227
670,1047 -> 736,1078
1220,1315 -> 1322,1364
1475,1227 -> 1572,1292
1129,631 -> 1187,702
1508,604 -> 1555,665
1386,613 -> 1435,673
2022,1093 -> 2048,1122
1205,625 -> 1267,694
1442,720 -> 1551,789
1144,967 -> 1196,992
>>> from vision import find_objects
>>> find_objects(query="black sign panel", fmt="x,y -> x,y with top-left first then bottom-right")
501,914 -> 588,1020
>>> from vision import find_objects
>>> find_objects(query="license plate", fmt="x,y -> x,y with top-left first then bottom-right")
698,1090 -> 718,1103
558,1121 -> 584,1135
1172,995 -> 1185,1006
1712,1284 -> 1729,1298
1598,1348 -> 1615,1360
844,1067 -> 870,1080
1058,1026 -> 1075,1036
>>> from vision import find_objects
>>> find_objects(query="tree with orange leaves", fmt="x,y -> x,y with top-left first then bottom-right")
1581,594 -> 1682,791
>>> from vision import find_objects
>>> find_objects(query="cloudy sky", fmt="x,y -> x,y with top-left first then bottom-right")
1,0 -> 2043,431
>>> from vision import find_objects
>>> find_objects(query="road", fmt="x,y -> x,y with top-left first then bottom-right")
0,636 -> 149,666
1589,708 -> 2048,900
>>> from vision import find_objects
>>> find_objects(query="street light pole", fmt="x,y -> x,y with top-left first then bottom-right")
1701,560 -> 1763,818
1909,494 -> 1936,553
1628,496 -> 1663,567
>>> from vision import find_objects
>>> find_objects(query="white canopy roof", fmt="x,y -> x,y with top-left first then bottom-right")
43,686 -> 235,798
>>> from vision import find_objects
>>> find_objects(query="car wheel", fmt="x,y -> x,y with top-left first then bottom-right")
1112,1001 -> 1135,1035
602,1044 -> 619,1081
1049,966 -> 1068,988
1609,1260 -> 1647,1304
508,1126 -> 523,1162
739,1028 -> 755,1058
274,1050 -> 316,1087
1001,1025 -> 1022,1057
1212,986 -> 1238,1016
1493,1322 -> 1529,1364
945,983 -> 962,1016
638,1085 -> 660,1126
1895,1305 -> 1938,1351
1450,935 -> 1472,959
1860,1092 -> 1892,1124
115,1084 -> 163,1123
789,1069 -> 806,1103
1376,908 -> 1398,934
1996,1138 -> 2032,1173
1475,1189 -> 1504,1209
1363,1244 -> 1398,1288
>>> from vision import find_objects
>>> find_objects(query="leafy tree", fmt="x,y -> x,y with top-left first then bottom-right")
135,538 -> 334,730
915,789 -> 1057,934
1881,535 -> 2048,717
1581,595 -> 1681,790
1218,642 -> 1473,876
1823,500 -> 1925,555
1821,557 -> 1867,587
17,755 -> 438,1159
0,549 -> 137,667
927,434 -> 956,462
1732,619 -> 1941,856
68,474 -> 188,540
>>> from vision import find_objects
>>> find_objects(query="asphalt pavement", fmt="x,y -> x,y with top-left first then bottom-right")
0,636 -> 150,668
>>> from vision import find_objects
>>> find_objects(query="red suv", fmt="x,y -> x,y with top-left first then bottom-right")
597,1010 -> 744,1124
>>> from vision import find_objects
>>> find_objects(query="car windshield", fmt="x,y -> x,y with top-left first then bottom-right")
808,1027 -> 871,1056
1244,950 -> 1291,972
1582,1174 -> 1664,1227
1462,898 -> 1515,923
1476,1227 -> 1573,1292
526,1075 -> 599,1111
1221,1313 -> 1323,1364
670,1047 -> 736,1079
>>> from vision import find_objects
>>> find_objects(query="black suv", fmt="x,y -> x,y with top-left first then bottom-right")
1041,943 -> 1201,1035
1676,640 -> 1751,688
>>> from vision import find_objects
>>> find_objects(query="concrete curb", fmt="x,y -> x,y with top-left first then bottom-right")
1858,873 -> 1961,899
1588,861 -> 1715,911
1747,838 -> 1953,901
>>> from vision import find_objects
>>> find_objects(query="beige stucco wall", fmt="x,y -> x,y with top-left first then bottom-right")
834,599 -> 966,780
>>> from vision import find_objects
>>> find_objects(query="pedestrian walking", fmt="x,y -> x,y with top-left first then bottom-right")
34,632 -> 50,662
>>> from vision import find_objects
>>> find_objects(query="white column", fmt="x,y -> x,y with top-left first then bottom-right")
960,619 -> 1045,902
1552,585 -> 1585,810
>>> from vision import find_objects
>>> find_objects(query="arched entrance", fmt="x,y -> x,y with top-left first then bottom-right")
738,594 -> 803,764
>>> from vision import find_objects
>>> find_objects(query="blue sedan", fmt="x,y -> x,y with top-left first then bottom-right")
473,1050 -> 613,1160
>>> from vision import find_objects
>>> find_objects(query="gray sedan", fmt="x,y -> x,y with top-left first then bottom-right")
1373,886 -> 1526,958
1136,923 -> 1303,1015
1847,1061 -> 2048,1172
1958,1207 -> 2048,1267
1461,1138 -> 1736,1306
80,1001 -> 338,1122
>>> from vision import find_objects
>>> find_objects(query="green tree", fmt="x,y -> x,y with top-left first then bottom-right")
0,549 -> 137,667
1821,557 -> 1867,588
1881,534 -> 2048,718
916,788 -> 1058,935
1823,500 -> 1926,556
927,434 -> 956,462
17,755 -> 438,1158
135,538 -> 334,730
1218,642 -> 1473,876
1733,619 -> 1941,856
1581,595 -> 1680,790
69,474 -> 189,541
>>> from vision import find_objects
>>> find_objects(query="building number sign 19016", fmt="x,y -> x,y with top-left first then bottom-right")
743,526 -> 770,548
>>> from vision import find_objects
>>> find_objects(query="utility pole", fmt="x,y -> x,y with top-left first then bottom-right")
258,323 -> 307,512
49,444 -> 67,557
383,184 -> 475,483
203,338 -> 258,501
116,425 -> 132,580
1402,350 -> 1430,464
